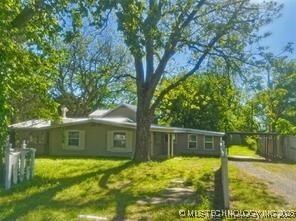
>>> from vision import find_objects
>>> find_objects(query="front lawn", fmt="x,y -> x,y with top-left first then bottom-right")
0,157 -> 221,221
0,156 -> 288,220
228,145 -> 258,157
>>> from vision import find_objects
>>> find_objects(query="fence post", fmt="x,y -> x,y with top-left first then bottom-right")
220,140 -> 229,209
20,140 -> 27,182
4,138 -> 36,190
4,138 -> 12,190
30,149 -> 36,178
12,157 -> 18,185
26,167 -> 30,180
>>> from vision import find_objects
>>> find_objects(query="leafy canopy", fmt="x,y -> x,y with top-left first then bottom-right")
157,73 -> 241,131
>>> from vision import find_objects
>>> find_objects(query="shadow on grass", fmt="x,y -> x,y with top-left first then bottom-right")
0,160 -> 134,221
214,168 -> 224,211
140,171 -> 223,221
36,155 -> 132,161
0,157 -> 222,221
199,171 -> 225,220
0,159 -> 167,221
99,161 -> 137,189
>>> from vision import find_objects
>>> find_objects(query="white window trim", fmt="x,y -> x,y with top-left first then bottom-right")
63,130 -> 85,150
113,131 -> 127,149
107,130 -> 132,153
204,136 -> 214,150
187,134 -> 198,149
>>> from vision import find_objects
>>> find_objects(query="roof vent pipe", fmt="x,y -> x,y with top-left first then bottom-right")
61,106 -> 69,118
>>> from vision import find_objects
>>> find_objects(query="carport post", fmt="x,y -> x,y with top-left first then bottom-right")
167,133 -> 171,158
150,132 -> 154,158
171,134 -> 174,157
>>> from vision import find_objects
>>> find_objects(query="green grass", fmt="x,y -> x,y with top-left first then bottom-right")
228,145 -> 258,157
0,156 -> 288,220
228,164 -> 286,210
0,156 -> 222,221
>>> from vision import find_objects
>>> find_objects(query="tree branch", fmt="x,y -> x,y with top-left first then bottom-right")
151,34 -> 223,111
134,57 -> 145,92
144,0 -> 161,84
151,0 -> 246,111
148,0 -> 207,97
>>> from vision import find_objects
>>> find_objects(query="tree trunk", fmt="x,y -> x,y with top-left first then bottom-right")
133,94 -> 153,161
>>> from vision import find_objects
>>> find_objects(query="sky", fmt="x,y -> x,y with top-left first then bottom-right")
85,0 -> 296,59
256,0 -> 296,57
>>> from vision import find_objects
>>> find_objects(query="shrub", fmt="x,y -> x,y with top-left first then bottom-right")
245,136 -> 258,151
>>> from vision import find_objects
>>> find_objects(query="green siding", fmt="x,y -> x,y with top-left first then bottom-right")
48,123 -> 135,157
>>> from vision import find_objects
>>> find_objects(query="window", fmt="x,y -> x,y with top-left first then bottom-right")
68,131 -> 80,146
188,134 -> 198,149
107,130 -> 132,152
64,130 -> 85,150
113,132 -> 127,148
204,136 -> 214,150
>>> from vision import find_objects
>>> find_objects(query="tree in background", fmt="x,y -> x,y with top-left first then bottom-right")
235,99 -> 260,132
0,0 -> 68,160
253,59 -> 296,134
0,0 -> 102,174
52,32 -> 136,117
157,73 -> 240,131
88,0 -> 282,161
8,72 -> 59,123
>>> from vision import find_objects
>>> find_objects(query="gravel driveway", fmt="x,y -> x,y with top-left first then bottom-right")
231,161 -> 296,208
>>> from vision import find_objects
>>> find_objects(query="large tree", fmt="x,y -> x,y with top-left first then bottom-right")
53,32 -> 135,117
89,0 -> 281,161
253,58 -> 296,134
0,0 -> 64,152
157,73 -> 241,131
0,0 -> 90,177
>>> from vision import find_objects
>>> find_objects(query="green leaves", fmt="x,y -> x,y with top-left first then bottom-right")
247,59 -> 296,134
0,0 -> 70,152
157,73 -> 241,131
52,32 -> 134,116
275,118 -> 296,135
116,0 -> 145,57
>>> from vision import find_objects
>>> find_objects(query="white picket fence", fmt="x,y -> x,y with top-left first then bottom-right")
4,139 -> 36,190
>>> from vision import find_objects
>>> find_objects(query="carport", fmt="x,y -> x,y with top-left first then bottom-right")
225,132 -> 279,160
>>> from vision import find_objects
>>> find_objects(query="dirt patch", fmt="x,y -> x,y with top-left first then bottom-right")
232,161 -> 296,208
137,179 -> 197,205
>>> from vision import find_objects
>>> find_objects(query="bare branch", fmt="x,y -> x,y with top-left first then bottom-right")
151,0 -> 246,111
151,33 -> 223,111
148,0 -> 207,95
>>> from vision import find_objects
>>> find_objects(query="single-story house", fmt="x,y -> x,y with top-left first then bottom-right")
9,103 -> 225,158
